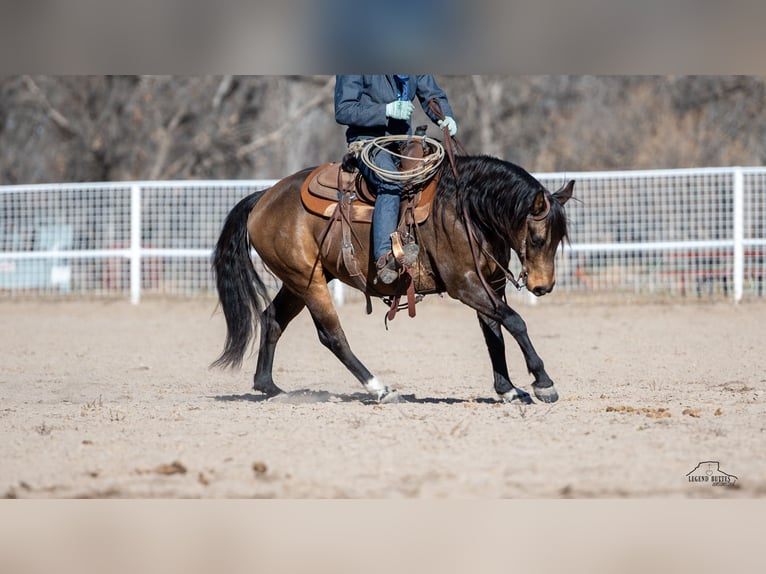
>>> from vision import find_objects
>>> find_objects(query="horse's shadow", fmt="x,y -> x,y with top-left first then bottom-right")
212,389 -> 500,406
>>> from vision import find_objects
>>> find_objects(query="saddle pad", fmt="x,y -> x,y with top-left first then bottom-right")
300,162 -> 438,224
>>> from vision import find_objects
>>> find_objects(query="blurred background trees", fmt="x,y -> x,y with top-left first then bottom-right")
1,75 -> 764,184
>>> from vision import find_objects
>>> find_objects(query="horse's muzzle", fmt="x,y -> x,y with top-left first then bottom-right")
531,282 -> 555,297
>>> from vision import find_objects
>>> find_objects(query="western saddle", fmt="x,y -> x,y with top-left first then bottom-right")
300,135 -> 442,320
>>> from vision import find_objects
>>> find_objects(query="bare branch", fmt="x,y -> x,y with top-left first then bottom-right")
150,105 -> 190,180
236,77 -> 335,159
471,75 -> 503,157
212,75 -> 233,111
22,76 -> 80,138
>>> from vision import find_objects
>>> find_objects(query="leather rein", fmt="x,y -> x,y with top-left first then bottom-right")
429,99 -> 550,308
466,194 -> 551,293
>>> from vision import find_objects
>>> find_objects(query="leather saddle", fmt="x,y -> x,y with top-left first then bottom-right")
300,162 -> 439,224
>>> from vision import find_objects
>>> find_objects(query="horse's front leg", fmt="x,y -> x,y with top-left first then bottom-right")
498,306 -> 559,403
477,312 -> 533,404
452,273 -> 559,403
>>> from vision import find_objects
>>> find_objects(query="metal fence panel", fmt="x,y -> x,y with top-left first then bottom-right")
1,168 -> 764,302
538,167 -> 763,300
744,170 -> 766,298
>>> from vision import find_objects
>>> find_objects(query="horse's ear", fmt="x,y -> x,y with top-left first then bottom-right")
554,180 -> 575,205
530,190 -> 548,217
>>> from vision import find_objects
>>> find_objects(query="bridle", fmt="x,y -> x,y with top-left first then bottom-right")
516,192 -> 552,287
464,193 -> 551,294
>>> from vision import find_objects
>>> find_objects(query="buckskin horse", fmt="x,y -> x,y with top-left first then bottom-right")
212,152 -> 574,404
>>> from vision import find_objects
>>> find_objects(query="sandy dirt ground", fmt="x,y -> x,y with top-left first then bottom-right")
1,295 -> 765,498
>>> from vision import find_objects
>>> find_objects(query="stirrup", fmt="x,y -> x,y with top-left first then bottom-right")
398,242 -> 419,267
390,232 -> 419,268
375,253 -> 399,285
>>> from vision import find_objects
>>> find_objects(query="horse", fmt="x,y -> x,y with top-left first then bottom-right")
212,154 -> 574,404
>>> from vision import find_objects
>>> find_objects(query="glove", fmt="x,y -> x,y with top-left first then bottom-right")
385,100 -> 415,120
438,116 -> 458,136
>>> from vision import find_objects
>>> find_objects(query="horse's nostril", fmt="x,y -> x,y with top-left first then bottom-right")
533,285 -> 550,296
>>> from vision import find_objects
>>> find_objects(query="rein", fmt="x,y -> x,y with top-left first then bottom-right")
428,99 -> 465,175
428,98 -> 549,307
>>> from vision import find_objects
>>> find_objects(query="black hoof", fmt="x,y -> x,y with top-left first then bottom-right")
254,381 -> 284,398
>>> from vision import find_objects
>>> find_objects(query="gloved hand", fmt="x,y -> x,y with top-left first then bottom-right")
385,100 -> 415,120
438,116 -> 458,136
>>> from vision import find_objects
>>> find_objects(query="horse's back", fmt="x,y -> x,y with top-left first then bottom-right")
248,168 -> 318,239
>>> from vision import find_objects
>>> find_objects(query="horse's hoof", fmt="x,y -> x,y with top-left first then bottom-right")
499,388 -> 534,404
377,388 -> 402,404
364,377 -> 400,403
532,383 -> 559,403
254,381 -> 284,398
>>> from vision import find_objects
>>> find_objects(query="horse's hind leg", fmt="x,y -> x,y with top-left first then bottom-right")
304,283 -> 396,401
477,312 -> 533,404
253,286 -> 306,397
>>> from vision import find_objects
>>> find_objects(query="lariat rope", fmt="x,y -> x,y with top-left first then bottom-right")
352,135 -> 445,187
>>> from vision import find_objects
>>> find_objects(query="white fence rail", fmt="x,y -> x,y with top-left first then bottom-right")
538,167 -> 765,301
0,180 -> 276,303
0,167 -> 764,303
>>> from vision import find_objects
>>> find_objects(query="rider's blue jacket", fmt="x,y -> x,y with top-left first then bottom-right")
334,75 -> 454,144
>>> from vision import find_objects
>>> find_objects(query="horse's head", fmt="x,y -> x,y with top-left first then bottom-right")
519,180 -> 574,296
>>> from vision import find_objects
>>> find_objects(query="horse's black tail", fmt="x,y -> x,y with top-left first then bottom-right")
211,190 -> 271,370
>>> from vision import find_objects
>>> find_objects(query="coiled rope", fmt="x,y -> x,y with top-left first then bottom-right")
352,135 -> 445,187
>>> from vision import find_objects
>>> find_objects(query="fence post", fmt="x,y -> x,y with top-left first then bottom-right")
130,184 -> 142,305
733,167 -> 744,303
330,278 -> 345,306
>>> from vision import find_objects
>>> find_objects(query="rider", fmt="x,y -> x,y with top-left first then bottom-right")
334,75 -> 458,284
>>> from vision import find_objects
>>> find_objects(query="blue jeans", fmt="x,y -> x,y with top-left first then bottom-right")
358,147 -> 403,260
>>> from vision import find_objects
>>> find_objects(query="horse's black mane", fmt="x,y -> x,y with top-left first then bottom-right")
434,155 -> 568,245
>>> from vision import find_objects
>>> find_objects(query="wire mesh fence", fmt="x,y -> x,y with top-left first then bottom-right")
0,167 -> 764,302
0,181 -> 277,300
537,167 -> 765,300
